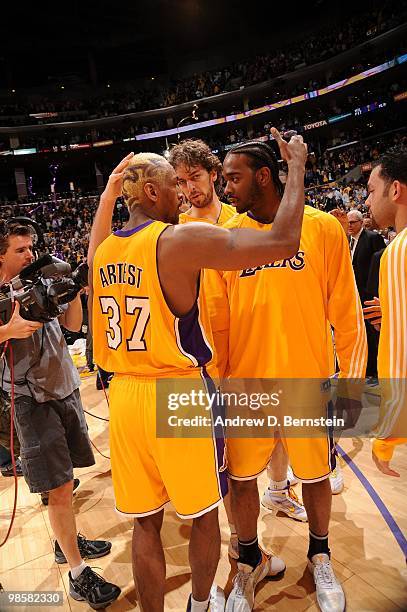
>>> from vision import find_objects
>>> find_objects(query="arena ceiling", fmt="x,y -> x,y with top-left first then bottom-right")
1,0 -> 368,87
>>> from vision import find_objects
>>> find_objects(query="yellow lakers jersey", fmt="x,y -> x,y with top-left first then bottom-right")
375,228 -> 407,440
221,206 -> 367,378
179,202 -> 235,226
378,228 -> 407,379
179,202 -> 234,377
92,220 -> 216,377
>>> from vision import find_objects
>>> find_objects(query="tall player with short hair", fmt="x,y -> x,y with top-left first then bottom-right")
219,138 -> 367,612
169,138 -> 235,226
88,131 -> 308,612
170,139 -> 307,549
364,147 -> 407,477
169,139 -> 234,379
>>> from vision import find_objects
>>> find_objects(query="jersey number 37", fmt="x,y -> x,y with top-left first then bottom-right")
99,296 -> 150,351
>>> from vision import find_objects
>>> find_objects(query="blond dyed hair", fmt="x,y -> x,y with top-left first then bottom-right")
122,153 -> 171,211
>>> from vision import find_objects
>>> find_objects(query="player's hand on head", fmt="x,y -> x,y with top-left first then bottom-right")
271,127 -> 307,166
6,301 -> 42,339
102,152 -> 134,201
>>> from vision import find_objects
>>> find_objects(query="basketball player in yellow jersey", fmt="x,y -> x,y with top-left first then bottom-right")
169,139 -> 235,378
169,139 -> 235,227
88,130 -> 308,612
220,140 -> 367,612
168,139 -> 238,559
171,139 -> 308,544
364,148 -> 407,478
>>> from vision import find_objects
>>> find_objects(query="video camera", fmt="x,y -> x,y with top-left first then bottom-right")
0,255 -> 88,324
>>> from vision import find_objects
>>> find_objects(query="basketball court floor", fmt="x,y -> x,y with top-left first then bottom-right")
1,375 -> 406,611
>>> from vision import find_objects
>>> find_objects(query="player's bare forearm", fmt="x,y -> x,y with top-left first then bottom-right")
88,284 -> 94,335
167,161 -> 305,271
223,159 -> 305,266
164,133 -> 306,271
266,159 -> 305,255
87,153 -> 133,266
87,193 -> 115,266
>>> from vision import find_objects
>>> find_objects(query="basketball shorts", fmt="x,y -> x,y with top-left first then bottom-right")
109,375 -> 227,518
227,434 -> 336,483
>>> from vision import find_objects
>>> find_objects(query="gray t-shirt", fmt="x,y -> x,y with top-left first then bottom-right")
1,317 -> 81,403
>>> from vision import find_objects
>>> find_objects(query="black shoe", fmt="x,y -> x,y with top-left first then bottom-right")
0,457 -> 23,477
96,371 -> 113,390
69,566 -> 121,610
55,532 -> 112,564
41,478 -> 80,506
96,377 -> 106,391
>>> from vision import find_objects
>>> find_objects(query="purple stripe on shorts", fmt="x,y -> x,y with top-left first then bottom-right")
202,367 -> 228,498
177,303 -> 213,367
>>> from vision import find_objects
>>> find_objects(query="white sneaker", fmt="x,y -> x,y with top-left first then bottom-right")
308,553 -> 345,612
228,533 -> 239,559
225,552 -> 285,611
209,585 -> 226,611
186,585 -> 225,611
287,465 -> 299,487
261,486 -> 308,522
329,463 -> 344,495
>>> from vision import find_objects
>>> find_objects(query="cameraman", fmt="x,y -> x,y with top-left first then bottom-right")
0,224 -> 120,609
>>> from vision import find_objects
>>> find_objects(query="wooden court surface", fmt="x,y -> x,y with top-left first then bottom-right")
1,375 -> 406,611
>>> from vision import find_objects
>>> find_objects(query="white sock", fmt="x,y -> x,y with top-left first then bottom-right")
71,561 -> 87,579
269,478 -> 287,492
190,594 -> 210,611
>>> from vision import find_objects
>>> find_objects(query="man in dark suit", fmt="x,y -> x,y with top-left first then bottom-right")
347,210 -> 386,377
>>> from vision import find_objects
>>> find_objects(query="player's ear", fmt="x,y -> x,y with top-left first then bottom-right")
210,169 -> 217,185
256,166 -> 271,187
144,181 -> 158,202
392,180 -> 403,203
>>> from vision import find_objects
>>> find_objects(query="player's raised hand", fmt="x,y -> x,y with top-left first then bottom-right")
271,127 -> 307,166
102,152 -> 134,202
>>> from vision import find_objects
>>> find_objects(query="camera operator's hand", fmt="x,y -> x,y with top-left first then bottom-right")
1,301 -> 42,341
